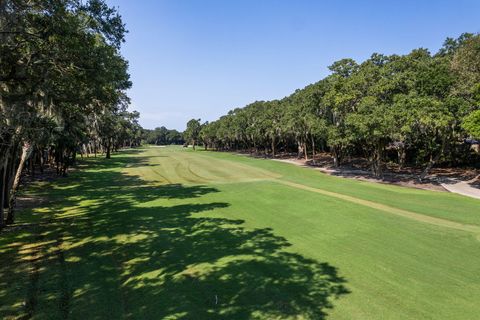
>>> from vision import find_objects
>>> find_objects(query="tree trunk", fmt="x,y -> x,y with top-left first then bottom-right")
0,153 -> 9,228
419,152 -> 443,181
297,141 -> 303,159
332,146 -> 340,168
311,136 -> 316,165
419,138 -> 446,181
397,146 -> 406,169
271,137 -> 276,158
370,142 -> 383,178
6,142 -> 32,224
106,139 -> 111,159
4,154 -> 16,219
29,153 -> 35,178
39,148 -> 44,173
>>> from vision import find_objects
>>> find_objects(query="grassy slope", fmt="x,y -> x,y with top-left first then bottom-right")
1,146 -> 479,319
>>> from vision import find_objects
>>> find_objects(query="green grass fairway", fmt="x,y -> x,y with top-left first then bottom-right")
1,146 -> 480,319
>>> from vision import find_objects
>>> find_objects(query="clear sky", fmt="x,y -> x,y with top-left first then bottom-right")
106,0 -> 480,131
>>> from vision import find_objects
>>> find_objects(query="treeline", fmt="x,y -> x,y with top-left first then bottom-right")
187,33 -> 480,179
0,0 -> 141,226
144,127 -> 184,145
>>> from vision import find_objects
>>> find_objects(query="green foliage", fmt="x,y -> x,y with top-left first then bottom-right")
193,33 -> 480,176
144,126 -> 184,145
184,118 -> 202,148
462,110 -> 480,138
452,34 -> 480,99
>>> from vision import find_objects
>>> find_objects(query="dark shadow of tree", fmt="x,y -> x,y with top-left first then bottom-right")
0,155 -> 349,319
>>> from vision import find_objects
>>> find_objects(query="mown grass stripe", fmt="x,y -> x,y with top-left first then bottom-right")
276,179 -> 480,234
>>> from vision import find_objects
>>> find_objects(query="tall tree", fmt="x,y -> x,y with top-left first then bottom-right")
184,119 -> 202,150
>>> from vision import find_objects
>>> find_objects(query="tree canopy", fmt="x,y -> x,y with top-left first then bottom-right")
194,33 -> 480,178
184,119 -> 202,150
0,0 -> 142,226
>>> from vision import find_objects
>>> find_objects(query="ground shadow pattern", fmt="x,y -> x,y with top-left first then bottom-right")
0,154 -> 349,319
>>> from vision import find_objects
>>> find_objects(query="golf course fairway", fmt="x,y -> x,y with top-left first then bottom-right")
1,146 -> 479,319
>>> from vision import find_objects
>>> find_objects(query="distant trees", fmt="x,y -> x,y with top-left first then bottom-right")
144,127 -> 184,145
196,33 -> 480,178
0,0 -> 141,226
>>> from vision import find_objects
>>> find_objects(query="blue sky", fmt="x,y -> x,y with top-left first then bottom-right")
106,0 -> 480,130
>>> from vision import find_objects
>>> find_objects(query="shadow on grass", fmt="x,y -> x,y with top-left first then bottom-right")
0,155 -> 349,319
